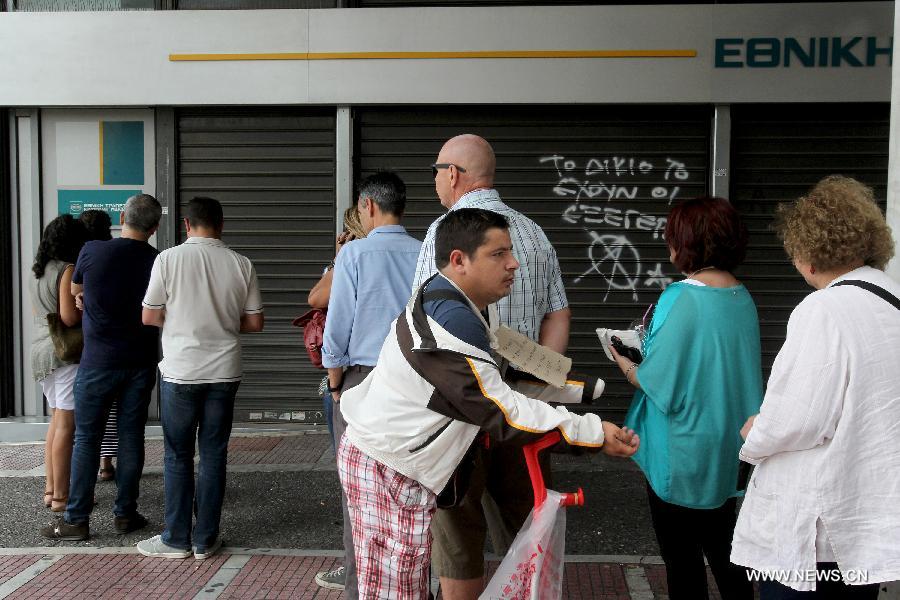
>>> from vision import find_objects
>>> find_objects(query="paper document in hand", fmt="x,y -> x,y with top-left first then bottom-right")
595,328 -> 641,362
494,325 -> 572,389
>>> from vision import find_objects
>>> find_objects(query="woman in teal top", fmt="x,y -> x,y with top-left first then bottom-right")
611,196 -> 763,600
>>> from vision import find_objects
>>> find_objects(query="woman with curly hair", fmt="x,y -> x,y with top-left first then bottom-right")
611,196 -> 762,600
30,214 -> 87,512
732,176 -> 899,599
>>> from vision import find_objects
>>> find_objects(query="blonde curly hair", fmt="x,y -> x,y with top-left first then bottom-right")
343,206 -> 367,240
775,175 -> 895,271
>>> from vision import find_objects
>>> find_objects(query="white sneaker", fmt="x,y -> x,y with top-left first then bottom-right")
314,565 -> 346,590
193,537 -> 222,560
136,535 -> 190,559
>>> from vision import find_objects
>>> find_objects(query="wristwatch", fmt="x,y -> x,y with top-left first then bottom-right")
328,380 -> 343,393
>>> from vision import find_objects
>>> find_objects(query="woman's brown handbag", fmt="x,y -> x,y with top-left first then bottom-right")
46,267 -> 83,362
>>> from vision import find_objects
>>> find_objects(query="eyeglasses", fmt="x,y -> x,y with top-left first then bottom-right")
431,163 -> 467,178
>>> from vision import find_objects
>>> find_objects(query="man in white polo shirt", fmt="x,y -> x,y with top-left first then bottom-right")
137,196 -> 264,561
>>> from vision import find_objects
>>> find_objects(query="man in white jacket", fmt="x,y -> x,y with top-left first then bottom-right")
337,207 -> 639,599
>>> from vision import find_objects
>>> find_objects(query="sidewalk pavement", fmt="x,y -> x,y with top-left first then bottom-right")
0,547 -> 683,599
0,431 -> 895,599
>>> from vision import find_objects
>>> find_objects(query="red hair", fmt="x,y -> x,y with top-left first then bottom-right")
665,197 -> 748,273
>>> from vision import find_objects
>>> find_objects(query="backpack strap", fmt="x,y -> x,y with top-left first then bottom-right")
422,289 -> 492,324
832,280 -> 900,311
422,289 -> 469,304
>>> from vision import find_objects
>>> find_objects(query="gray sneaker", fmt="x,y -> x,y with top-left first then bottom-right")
314,565 -> 346,590
192,537 -> 222,560
136,535 -> 190,559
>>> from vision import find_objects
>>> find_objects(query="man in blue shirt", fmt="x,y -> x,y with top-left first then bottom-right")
41,194 -> 162,541
315,171 -> 421,596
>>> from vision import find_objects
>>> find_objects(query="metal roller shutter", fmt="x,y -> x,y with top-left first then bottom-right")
356,106 -> 710,419
730,103 -> 890,378
177,108 -> 336,421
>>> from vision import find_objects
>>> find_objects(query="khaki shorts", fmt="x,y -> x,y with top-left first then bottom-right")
430,443 -> 552,579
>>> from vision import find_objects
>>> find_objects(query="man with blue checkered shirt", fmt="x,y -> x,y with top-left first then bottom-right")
412,134 -> 571,600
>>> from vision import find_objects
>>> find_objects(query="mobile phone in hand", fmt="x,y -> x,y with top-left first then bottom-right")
611,336 -> 643,364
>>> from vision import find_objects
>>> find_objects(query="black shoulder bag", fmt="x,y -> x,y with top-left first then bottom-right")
832,279 -> 900,311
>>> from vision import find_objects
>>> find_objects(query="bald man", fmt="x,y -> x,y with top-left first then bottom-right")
412,134 -> 571,600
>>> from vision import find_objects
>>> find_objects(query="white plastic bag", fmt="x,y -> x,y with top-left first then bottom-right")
479,490 -> 566,600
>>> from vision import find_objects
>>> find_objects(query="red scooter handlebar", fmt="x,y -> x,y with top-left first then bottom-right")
522,431 -> 585,509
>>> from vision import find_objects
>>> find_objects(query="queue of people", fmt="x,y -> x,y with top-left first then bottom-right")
309,137 -> 898,600
27,134 -> 898,600
34,195 -> 264,563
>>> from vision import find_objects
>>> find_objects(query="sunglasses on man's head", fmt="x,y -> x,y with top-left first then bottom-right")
431,163 -> 467,178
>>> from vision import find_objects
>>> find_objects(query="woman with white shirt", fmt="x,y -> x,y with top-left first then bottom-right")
611,196 -> 763,600
732,175 -> 899,599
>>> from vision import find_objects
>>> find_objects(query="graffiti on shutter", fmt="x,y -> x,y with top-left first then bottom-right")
539,153 -> 693,301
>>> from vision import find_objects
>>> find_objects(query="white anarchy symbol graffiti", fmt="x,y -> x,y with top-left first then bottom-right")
575,232 -> 641,301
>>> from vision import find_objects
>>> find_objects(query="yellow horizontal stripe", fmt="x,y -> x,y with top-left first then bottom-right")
518,379 -> 585,388
559,428 -> 604,449
170,53 -> 307,61
98,121 -> 104,186
465,358 -> 603,448
466,358 -> 544,435
169,49 -> 696,62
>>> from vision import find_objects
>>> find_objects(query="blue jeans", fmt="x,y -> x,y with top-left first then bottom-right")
66,366 -> 156,525
160,380 -> 239,552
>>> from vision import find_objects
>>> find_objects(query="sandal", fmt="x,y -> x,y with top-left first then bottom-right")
50,497 -> 67,513
43,491 -> 53,508
98,467 -> 115,482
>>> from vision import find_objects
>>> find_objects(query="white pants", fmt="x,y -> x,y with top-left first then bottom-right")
39,363 -> 79,411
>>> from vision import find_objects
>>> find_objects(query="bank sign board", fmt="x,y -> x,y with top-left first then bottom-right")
0,2 -> 893,105
704,2 -> 892,102
715,37 -> 893,68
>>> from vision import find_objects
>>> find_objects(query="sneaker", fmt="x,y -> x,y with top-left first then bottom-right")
136,535 -> 191,559
314,565 -> 346,590
192,536 -> 222,560
114,513 -> 148,535
40,517 -> 89,541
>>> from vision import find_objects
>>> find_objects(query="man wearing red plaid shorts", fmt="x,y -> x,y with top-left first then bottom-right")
337,208 -> 640,599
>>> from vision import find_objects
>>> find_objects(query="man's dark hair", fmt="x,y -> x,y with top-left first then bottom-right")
435,208 -> 509,269
79,210 -> 112,241
186,196 -> 224,231
357,171 -> 406,217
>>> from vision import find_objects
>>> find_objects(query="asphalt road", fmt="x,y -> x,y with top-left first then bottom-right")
0,468 -> 660,555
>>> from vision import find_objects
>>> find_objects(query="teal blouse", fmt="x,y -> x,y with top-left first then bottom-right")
624,281 -> 763,509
